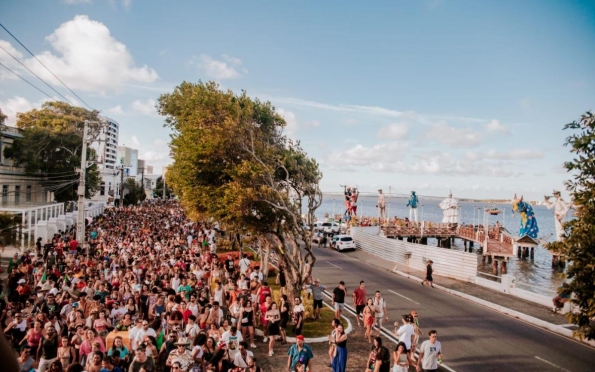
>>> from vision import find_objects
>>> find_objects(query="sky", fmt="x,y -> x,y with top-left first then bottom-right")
1,0 -> 594,200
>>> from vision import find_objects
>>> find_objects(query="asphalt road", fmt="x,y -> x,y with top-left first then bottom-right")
310,246 -> 595,372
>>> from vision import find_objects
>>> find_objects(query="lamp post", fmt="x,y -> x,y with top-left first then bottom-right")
76,121 -> 89,255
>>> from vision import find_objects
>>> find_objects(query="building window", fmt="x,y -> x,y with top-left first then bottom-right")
26,185 -> 32,202
2,185 -> 8,204
15,185 -> 20,204
100,182 -> 105,196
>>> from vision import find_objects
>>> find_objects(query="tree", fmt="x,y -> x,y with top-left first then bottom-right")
154,176 -> 174,199
158,81 -> 323,300
549,111 -> 595,340
0,108 -> 7,130
3,102 -> 102,202
122,178 -> 147,206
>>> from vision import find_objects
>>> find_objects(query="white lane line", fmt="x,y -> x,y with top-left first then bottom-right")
388,289 -> 421,305
534,356 -> 572,372
325,261 -> 342,269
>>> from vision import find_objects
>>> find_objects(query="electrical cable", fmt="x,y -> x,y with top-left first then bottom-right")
0,44 -> 73,104
0,61 -> 55,101
0,22 -> 94,111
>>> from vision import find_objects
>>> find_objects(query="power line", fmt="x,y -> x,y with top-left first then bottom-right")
0,61 -> 55,101
0,22 -> 94,111
0,44 -> 73,104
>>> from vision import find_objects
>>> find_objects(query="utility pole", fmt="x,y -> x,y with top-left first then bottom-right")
76,121 -> 89,255
120,165 -> 125,207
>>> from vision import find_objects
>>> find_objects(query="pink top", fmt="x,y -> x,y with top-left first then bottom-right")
79,337 -> 106,357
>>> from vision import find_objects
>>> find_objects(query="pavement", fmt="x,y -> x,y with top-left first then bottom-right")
311,244 -> 595,372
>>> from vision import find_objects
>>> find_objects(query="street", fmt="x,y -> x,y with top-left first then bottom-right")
311,246 -> 595,372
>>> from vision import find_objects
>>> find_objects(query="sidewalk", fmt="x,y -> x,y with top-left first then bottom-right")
344,248 -> 572,326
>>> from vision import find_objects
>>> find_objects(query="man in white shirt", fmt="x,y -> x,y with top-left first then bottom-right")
221,326 -> 243,360
249,267 -> 264,283
233,341 -> 253,368
128,319 -> 144,351
373,291 -> 388,336
133,320 -> 157,350
417,330 -> 442,372
239,255 -> 251,276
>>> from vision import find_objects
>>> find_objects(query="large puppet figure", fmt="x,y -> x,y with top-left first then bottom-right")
438,191 -> 459,224
512,194 -> 539,238
406,191 -> 419,223
544,190 -> 571,241
377,189 -> 386,223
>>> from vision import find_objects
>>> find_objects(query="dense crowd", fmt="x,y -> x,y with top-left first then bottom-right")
1,200 -> 443,372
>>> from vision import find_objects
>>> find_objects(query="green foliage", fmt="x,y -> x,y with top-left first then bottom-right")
2,102 -> 102,202
158,81 -> 323,299
549,111 -> 595,340
153,176 -> 174,198
0,212 -> 19,247
0,108 -> 7,129
123,178 -> 147,206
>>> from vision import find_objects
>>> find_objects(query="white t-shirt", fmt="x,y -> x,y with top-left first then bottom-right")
192,345 -> 203,361
249,271 -> 264,283
221,331 -> 243,359
420,340 -> 442,370
397,323 -> 415,350
133,328 -> 156,349
239,258 -> 251,274
233,350 -> 253,368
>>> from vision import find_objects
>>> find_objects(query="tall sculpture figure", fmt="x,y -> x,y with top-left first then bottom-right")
439,191 -> 459,224
512,194 -> 539,238
407,191 -> 419,223
377,189 -> 386,223
544,190 -> 571,241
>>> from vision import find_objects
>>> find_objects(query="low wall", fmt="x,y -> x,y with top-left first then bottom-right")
351,226 -> 478,282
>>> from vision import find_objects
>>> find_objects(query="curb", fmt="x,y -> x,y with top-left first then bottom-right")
392,268 -> 595,348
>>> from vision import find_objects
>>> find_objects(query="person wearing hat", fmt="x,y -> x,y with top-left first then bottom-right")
421,260 -> 434,288
165,337 -> 193,372
287,335 -> 313,372
544,190 -> 572,241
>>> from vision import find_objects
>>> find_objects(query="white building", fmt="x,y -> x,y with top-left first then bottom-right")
90,116 -> 121,205
117,145 -> 139,177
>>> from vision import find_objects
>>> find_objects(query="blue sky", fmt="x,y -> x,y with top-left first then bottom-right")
1,0 -> 594,200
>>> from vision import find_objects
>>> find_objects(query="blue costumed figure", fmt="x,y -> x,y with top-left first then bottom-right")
512,194 -> 539,238
406,191 -> 419,222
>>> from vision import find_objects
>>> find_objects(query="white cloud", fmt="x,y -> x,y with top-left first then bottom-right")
15,15 -> 157,94
425,120 -> 482,147
278,108 -> 297,136
482,149 -> 544,160
106,105 -> 125,115
131,135 -> 140,147
130,99 -> 157,116
326,142 -> 409,169
377,123 -> 409,140
192,54 -> 245,80
0,96 -> 49,126
0,40 -> 25,80
63,0 -> 92,4
485,119 -> 509,134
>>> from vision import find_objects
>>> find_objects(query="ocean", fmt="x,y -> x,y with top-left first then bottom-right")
316,193 -> 569,295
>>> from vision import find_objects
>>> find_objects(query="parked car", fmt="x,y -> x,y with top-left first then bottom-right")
334,235 -> 356,251
321,222 -> 340,234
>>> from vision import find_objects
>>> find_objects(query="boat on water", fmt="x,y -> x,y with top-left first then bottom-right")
487,207 -> 500,215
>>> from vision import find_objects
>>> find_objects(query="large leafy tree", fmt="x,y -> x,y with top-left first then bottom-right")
123,178 -> 147,206
0,108 -> 7,129
3,102 -> 102,202
549,111 -> 595,340
158,81 -> 323,300
154,176 -> 174,199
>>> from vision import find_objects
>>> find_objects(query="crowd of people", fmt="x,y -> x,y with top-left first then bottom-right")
0,200 -> 443,372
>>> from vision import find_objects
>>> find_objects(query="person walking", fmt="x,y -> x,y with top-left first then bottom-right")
416,330 -> 442,372
393,341 -> 409,372
327,319 -> 340,367
287,335 -> 313,372
332,281 -> 348,320
421,261 -> 435,288
352,281 -> 367,327
307,279 -> 325,320
372,291 -> 388,336
394,314 -> 415,365
372,337 -> 391,372
330,324 -> 347,372
362,298 -> 376,343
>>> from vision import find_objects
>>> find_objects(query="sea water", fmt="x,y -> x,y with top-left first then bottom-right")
316,194 -> 568,295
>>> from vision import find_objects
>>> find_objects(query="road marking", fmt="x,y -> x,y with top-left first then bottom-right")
388,289 -> 421,305
534,356 -> 572,372
325,261 -> 342,269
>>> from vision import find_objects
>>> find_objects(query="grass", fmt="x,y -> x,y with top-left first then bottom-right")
264,281 -> 334,338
